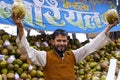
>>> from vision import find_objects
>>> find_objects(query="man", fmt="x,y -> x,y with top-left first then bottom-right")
12,13 -> 119,80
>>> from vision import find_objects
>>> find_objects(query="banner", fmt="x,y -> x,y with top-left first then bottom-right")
0,0 -> 119,33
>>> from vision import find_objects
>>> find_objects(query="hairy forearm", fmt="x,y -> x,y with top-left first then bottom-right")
16,22 -> 24,40
103,25 -> 111,35
104,20 -> 119,35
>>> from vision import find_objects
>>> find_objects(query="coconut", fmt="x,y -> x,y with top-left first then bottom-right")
0,40 -> 4,45
31,77 -> 38,80
30,70 -> 37,77
0,61 -> 8,68
19,54 -> 27,62
0,75 -> 2,80
17,68 -> 23,75
1,48 -> 8,55
13,59 -> 23,66
105,9 -> 119,24
1,74 -> 7,80
7,73 -> 15,80
14,64 -> 20,71
1,34 -> 9,41
12,0 -> 26,19
7,64 -> 14,70
27,74 -> 31,79
1,68 -> 8,74
20,72 -> 28,79
100,75 -> 106,80
36,70 -> 44,78
21,63 -> 29,71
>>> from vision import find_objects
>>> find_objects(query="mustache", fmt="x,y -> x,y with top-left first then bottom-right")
53,45 -> 67,51
57,45 -> 65,47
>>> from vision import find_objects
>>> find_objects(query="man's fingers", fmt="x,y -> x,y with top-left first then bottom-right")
19,14 -> 25,19
112,20 -> 119,26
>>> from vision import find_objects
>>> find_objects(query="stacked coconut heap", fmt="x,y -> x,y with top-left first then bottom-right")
0,30 -> 44,80
75,40 -> 120,80
0,29 -> 120,80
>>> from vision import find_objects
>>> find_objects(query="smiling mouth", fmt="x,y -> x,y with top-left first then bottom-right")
58,47 -> 66,51
58,46 -> 65,49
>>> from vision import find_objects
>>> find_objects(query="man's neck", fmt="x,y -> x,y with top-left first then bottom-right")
54,49 -> 64,58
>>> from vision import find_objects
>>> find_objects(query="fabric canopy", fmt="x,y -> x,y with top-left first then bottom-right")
0,0 -> 119,33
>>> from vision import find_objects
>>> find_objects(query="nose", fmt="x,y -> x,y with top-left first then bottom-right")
60,41 -> 64,45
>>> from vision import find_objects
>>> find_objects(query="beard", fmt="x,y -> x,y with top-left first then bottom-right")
53,45 -> 67,57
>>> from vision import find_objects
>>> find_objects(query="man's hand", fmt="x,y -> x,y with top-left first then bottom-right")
108,19 -> 119,29
104,19 -> 119,35
11,11 -> 24,26
11,11 -> 25,30
11,12 -> 24,40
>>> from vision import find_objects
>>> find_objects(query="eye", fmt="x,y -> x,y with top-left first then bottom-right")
63,40 -> 67,42
57,40 -> 61,42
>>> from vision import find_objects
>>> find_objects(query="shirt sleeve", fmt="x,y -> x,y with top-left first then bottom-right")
72,31 -> 111,64
16,31 -> 46,67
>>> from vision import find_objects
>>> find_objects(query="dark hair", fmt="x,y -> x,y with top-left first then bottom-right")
52,29 -> 68,39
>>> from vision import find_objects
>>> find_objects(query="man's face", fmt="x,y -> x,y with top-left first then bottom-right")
52,35 -> 68,53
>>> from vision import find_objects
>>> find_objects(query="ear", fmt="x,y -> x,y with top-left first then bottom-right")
67,40 -> 69,44
51,39 -> 54,45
